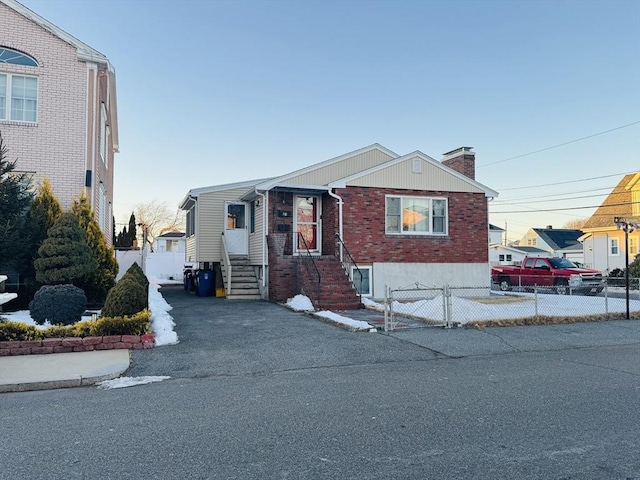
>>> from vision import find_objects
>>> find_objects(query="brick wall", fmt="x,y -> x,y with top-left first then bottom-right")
338,186 -> 489,263
0,3 -> 115,245
0,334 -> 154,356
267,234 -> 297,302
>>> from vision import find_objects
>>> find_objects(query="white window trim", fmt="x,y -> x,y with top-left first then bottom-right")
99,103 -> 107,163
385,195 -> 448,236
351,265 -> 372,297
610,238 -> 620,256
0,73 -> 38,123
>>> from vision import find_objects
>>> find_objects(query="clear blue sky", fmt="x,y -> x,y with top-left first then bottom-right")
21,0 -> 640,242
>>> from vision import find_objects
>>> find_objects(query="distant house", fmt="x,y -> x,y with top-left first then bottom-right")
181,144 -> 498,307
580,172 -> 640,272
0,0 -> 118,245
489,244 -> 550,265
489,224 -> 504,245
153,232 -> 186,253
517,227 -> 585,263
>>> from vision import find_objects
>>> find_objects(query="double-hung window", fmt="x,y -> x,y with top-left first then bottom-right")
0,48 -> 39,123
610,238 -> 619,256
385,195 -> 448,235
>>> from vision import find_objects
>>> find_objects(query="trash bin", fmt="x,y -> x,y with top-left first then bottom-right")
183,269 -> 193,292
196,270 -> 214,297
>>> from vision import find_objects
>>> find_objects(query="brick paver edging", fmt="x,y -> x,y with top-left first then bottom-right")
0,334 -> 155,356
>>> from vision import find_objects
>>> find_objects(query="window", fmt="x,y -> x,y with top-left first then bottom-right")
98,182 -> 107,232
499,254 -> 504,261
99,103 -> 108,165
527,238 -> 537,246
351,266 -> 372,296
499,254 -> 512,262
610,238 -> 619,256
385,196 -> 448,235
186,207 -> 196,237
0,73 -> 38,122
166,239 -> 179,252
0,47 -> 38,67
506,254 -> 512,262
630,237 -> 638,256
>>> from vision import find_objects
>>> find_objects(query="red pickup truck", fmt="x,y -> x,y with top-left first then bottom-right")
491,257 -> 604,295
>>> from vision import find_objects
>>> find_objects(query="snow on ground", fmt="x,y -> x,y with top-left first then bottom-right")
0,280 -> 178,346
288,291 -> 640,328
314,310 -> 377,332
96,376 -> 171,390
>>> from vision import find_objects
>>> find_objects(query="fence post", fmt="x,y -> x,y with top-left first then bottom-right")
604,282 -> 609,318
534,284 -> 538,319
384,285 -> 389,332
443,284 -> 451,328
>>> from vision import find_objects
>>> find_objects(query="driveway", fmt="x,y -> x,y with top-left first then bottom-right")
128,285 -> 441,379
129,285 -> 640,380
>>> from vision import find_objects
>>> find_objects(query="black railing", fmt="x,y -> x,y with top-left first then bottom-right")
335,233 -> 363,299
297,232 -> 321,307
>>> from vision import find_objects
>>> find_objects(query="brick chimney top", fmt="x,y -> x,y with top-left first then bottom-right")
546,225 -> 553,229
441,147 -> 475,180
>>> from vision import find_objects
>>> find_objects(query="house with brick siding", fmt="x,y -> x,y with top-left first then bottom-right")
0,0 -> 118,245
180,144 -> 498,309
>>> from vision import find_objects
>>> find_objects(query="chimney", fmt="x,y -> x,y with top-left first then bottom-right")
442,147 -> 475,180
546,225 -> 553,229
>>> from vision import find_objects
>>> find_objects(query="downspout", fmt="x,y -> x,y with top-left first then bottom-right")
328,189 -> 344,262
88,64 -> 98,209
255,188 -> 267,288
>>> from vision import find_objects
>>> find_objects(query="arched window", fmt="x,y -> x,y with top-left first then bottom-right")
0,47 -> 38,67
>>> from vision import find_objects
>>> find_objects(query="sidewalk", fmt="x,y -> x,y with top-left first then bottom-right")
0,349 -> 130,393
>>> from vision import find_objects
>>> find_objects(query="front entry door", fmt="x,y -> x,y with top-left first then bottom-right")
294,195 -> 321,253
224,201 -> 248,255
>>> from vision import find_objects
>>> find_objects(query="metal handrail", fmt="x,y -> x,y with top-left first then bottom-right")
221,234 -> 233,296
335,233 -> 363,299
297,232 -> 321,306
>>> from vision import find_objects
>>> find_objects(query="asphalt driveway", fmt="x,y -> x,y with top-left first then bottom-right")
128,285 -> 441,379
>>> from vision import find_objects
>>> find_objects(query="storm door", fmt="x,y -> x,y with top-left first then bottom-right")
224,201 -> 248,255
294,196 -> 321,254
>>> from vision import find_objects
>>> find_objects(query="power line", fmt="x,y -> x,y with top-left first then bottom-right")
496,171 -> 635,191
492,186 -> 617,202
478,121 -> 640,168
490,200 -> 638,214
492,192 -> 610,206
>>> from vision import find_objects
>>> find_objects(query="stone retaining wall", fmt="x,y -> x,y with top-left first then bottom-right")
0,334 -> 155,356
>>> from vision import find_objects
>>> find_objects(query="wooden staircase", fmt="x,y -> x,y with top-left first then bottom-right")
300,255 -> 362,311
221,256 -> 262,300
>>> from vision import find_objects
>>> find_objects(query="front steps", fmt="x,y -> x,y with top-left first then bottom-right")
221,256 -> 262,300
299,255 -> 362,310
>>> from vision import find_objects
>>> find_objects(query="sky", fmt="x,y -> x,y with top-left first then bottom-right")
19,0 -> 640,243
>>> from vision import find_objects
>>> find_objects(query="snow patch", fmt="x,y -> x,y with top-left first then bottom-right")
96,376 -> 171,389
286,294 -> 315,312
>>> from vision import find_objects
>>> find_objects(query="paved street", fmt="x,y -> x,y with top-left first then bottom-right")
1,285 -> 639,479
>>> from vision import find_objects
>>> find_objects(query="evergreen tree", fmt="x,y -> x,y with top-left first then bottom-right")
72,194 -> 119,306
20,178 -> 63,287
0,132 -> 33,270
34,212 -> 95,286
127,212 -> 137,247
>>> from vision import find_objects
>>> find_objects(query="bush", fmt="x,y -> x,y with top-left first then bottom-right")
101,273 -> 146,318
126,262 -> 149,309
0,310 -> 151,341
28,284 -> 87,326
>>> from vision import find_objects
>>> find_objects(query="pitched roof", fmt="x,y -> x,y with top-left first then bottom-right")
583,173 -> 639,229
533,228 -> 583,250
157,232 -> 185,238
489,223 -> 505,231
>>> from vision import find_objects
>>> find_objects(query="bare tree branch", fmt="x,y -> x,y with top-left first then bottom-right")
135,200 -> 185,252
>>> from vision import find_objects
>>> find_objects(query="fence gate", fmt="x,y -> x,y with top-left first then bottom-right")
384,284 -> 446,331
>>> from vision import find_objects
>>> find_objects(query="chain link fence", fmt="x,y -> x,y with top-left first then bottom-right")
381,282 -> 640,331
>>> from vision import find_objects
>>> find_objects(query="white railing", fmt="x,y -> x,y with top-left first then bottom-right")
221,234 -> 233,296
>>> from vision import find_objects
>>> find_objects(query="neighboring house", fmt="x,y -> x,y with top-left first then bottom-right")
154,232 -> 186,253
580,172 -> 640,273
517,227 -> 585,263
489,223 -> 504,245
489,244 -> 550,266
180,144 -> 498,308
0,0 -> 118,245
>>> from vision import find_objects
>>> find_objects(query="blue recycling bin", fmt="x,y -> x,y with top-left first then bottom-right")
196,270 -> 214,297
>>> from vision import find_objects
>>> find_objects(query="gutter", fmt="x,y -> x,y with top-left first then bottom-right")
328,189 -> 344,261
255,188 -> 268,288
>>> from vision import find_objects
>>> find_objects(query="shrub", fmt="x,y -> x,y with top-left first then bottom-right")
0,310 -> 151,341
28,284 -> 87,326
126,262 -> 149,309
101,273 -> 146,318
